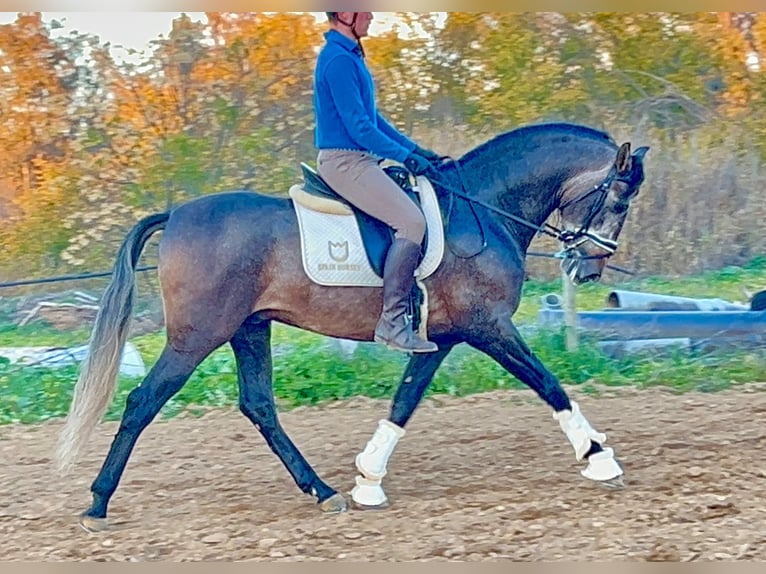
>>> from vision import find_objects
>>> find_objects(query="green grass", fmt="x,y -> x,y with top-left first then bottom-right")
0,323 -> 92,347
1,257 -> 765,425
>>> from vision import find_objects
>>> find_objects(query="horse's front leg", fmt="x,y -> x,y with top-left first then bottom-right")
351,344 -> 454,508
466,315 -> 624,487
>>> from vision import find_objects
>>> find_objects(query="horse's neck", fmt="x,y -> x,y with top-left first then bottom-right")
456,159 -> 560,250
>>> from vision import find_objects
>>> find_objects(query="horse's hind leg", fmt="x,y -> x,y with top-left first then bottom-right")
466,316 -> 624,487
230,318 -> 347,513
81,344 -> 212,531
351,344 -> 454,508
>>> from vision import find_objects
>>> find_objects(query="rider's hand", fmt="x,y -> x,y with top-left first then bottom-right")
414,145 -> 443,163
404,152 -> 432,176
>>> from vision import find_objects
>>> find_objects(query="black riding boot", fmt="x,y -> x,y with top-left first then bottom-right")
374,238 -> 438,353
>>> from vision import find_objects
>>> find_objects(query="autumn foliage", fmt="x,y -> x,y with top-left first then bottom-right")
2,12 -> 766,279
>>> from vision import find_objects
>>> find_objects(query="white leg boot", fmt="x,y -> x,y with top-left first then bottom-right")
355,419 -> 405,480
351,419 -> 405,507
553,400 -> 623,482
553,400 -> 607,461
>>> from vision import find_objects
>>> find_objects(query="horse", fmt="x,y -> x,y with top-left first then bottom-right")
55,122 -> 649,531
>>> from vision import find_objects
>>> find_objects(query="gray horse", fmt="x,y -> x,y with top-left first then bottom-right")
56,122 -> 648,531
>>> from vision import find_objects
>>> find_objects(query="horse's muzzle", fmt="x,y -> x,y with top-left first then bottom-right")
561,255 -> 604,285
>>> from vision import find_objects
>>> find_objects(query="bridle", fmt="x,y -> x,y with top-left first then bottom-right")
554,165 -> 626,259
427,157 -> 632,265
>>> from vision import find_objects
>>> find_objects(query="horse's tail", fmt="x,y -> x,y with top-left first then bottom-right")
55,212 -> 169,473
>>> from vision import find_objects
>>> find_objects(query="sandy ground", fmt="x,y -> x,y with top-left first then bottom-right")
1,385 -> 765,561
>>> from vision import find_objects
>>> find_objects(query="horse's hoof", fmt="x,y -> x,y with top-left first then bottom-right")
318,493 -> 348,513
78,513 -> 111,533
349,496 -> 391,511
348,490 -> 391,510
598,475 -> 626,489
581,447 -> 625,488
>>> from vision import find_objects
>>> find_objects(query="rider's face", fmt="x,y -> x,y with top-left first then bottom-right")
354,12 -> 373,37
336,12 -> 373,38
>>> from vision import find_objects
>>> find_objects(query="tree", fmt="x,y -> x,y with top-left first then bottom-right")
0,14 -> 85,274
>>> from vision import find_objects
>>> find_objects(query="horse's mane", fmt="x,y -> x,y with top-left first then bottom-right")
459,122 -> 616,164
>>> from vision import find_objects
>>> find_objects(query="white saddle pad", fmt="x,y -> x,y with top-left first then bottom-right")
289,175 -> 445,287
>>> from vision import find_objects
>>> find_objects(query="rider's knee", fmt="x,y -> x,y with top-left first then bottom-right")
396,211 -> 426,244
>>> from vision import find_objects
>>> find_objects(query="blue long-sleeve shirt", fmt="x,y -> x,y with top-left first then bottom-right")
313,30 -> 415,163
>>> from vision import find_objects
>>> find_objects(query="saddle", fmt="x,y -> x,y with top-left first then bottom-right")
298,163 -> 428,277
289,163 -> 445,287
289,164 -> 447,338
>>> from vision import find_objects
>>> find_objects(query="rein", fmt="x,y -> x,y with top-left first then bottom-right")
426,157 -> 630,272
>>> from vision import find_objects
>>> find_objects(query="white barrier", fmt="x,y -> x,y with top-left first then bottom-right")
0,342 -> 146,377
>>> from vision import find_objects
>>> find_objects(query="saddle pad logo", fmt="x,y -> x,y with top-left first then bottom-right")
328,240 -> 349,262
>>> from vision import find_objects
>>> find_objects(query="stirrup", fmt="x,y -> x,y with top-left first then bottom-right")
374,331 -> 437,353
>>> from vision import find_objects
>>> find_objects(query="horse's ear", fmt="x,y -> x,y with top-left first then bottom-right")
615,142 -> 631,174
632,146 -> 650,162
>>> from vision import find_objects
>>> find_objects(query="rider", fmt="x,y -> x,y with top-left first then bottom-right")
314,11 -> 442,353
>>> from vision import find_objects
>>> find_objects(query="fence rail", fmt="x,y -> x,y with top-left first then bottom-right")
0,266 -> 158,290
